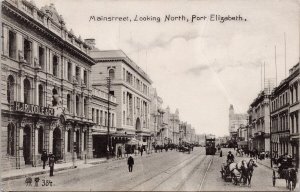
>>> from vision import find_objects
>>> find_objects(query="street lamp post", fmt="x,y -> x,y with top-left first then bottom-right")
106,77 -> 111,159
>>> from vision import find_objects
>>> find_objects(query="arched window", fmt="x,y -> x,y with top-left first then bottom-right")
76,95 -> 80,116
109,69 -> 115,80
7,124 -> 14,156
24,79 -> 31,104
38,84 -> 44,106
7,75 -> 15,103
67,94 -> 71,112
52,88 -> 58,106
38,127 -> 43,153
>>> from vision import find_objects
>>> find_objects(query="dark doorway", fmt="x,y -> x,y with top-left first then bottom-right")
23,126 -> 31,165
53,128 -> 62,160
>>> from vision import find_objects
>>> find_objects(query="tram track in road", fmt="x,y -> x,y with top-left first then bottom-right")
175,155 -> 213,191
150,154 -> 208,191
198,155 -> 214,191
127,152 -> 202,191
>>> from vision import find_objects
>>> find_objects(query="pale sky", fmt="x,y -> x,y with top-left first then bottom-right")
35,0 -> 299,136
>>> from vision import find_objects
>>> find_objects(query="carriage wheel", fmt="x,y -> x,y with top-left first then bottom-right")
272,170 -> 276,187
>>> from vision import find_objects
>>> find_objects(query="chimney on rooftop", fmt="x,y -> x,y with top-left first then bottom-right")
84,38 -> 95,48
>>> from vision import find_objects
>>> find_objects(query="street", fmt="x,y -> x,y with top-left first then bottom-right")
2,147 -> 289,191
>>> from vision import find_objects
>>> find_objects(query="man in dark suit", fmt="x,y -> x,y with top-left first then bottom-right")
127,155 -> 134,172
41,150 -> 48,169
49,153 -> 55,177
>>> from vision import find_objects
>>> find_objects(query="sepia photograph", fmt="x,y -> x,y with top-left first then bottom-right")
0,0 -> 299,191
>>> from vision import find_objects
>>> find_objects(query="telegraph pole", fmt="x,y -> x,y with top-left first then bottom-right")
106,77 -> 111,159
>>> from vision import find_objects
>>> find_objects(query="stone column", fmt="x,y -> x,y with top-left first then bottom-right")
49,129 -> 53,153
3,26 -> 8,56
19,127 -> 24,165
20,76 -> 25,102
35,82 -> 40,105
64,130 -> 68,161
16,33 -> 23,59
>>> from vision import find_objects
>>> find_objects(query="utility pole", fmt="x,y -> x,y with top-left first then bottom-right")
106,77 -> 111,159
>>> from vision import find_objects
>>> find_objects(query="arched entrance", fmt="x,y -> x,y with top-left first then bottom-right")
53,128 -> 62,160
23,125 -> 31,165
136,118 -> 141,131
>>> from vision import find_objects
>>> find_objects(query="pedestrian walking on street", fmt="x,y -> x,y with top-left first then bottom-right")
41,150 -> 48,169
220,149 -> 222,157
140,147 -> 143,156
49,153 -> 55,177
127,155 -> 134,172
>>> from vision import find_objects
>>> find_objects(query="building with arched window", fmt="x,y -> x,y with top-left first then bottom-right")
1,0 -> 96,170
90,49 -> 152,151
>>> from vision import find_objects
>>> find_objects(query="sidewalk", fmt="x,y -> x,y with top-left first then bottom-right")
1,150 -> 162,181
1,157 -> 108,181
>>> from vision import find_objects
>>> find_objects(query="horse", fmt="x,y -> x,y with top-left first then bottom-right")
282,168 -> 298,190
244,158 -> 258,186
229,160 -> 248,185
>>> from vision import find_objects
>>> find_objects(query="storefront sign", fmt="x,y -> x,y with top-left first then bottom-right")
14,101 -> 54,116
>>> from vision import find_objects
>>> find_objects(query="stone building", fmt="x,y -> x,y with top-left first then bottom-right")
2,0 -> 95,170
90,87 -> 117,158
149,88 -> 164,146
249,91 -> 271,153
288,63 -> 299,168
270,63 -> 299,167
229,104 -> 248,139
90,50 -> 152,149
169,109 -> 180,144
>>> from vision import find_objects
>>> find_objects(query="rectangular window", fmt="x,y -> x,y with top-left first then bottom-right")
105,112 -> 107,126
92,108 -> 95,122
100,110 -> 103,125
67,62 -> 72,81
84,70 -> 87,85
24,39 -> 32,64
53,55 -> 58,77
38,46 -> 45,69
123,68 -> 125,80
8,31 -> 17,59
96,109 -> 99,124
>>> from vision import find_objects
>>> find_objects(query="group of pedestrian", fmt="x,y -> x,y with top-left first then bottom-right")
41,150 -> 56,177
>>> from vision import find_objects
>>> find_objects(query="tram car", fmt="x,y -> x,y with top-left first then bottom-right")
205,135 -> 216,155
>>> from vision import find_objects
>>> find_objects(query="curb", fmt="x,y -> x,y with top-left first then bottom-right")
2,165 -> 75,181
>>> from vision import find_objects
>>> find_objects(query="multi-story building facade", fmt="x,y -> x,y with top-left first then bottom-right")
270,79 -> 290,158
169,109 -> 180,144
288,63 -> 299,168
90,49 -> 152,147
249,91 -> 270,153
271,63 -> 299,167
90,87 -> 117,158
2,1 -> 95,170
229,104 -> 248,139
149,88 -> 164,146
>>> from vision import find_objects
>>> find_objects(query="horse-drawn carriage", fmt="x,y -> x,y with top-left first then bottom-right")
220,159 -> 257,186
272,157 -> 297,190
178,144 -> 191,153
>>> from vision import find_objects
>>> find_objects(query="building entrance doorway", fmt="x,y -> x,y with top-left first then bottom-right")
23,126 -> 31,165
53,128 -> 62,160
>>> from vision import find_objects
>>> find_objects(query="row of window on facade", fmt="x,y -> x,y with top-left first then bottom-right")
122,68 -> 149,96
271,84 -> 299,112
271,113 -> 299,134
7,123 -> 88,157
7,75 -> 89,118
91,108 -> 115,127
7,30 -> 88,85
